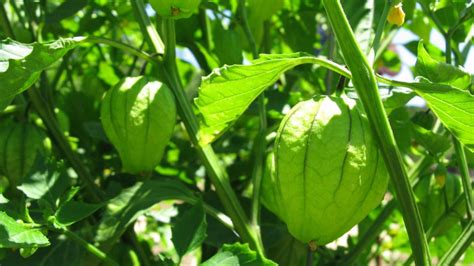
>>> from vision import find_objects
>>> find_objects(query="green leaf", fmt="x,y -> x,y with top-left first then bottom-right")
0,212 -> 49,248
0,37 -> 84,107
17,159 -> 70,205
412,124 -> 451,154
415,42 -> 472,91
95,179 -> 198,243
54,201 -> 104,227
201,243 -> 277,266
195,53 -> 349,144
172,202 -> 207,258
407,78 -> 474,152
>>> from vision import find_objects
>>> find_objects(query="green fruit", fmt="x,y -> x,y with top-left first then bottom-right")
150,0 -> 201,19
0,121 -> 45,187
262,95 -> 389,245
101,76 -> 177,174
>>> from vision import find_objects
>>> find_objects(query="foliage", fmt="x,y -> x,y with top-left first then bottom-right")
0,0 -> 472,265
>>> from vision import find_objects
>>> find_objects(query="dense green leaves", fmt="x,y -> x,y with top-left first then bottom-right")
54,201 -> 103,227
0,212 -> 49,248
0,37 -> 83,109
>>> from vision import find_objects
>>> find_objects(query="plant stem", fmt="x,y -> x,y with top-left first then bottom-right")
322,1 -> 431,265
338,201 -> 397,265
64,229 -> 119,266
453,139 -> 473,220
437,221 -> 473,265
28,87 -> 103,203
238,0 -> 267,235
84,36 -> 155,62
130,0 -> 164,54
0,2 -> 15,38
372,0 -> 391,56
444,32 -> 473,222
130,1 -> 263,252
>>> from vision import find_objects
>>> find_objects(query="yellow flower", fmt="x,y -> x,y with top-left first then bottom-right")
387,3 -> 405,26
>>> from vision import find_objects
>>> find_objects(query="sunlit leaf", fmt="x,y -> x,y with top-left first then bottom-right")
405,78 -> 474,151
195,53 -> 349,144
0,37 -> 84,109
415,42 -> 472,91
0,212 -> 49,248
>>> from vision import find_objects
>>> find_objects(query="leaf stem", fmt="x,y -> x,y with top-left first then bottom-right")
83,36 -> 156,62
322,1 -> 431,265
63,229 -> 119,266
437,221 -> 473,265
28,87 -> 103,203
372,0 -> 391,56
0,3 -> 15,39
238,0 -> 267,236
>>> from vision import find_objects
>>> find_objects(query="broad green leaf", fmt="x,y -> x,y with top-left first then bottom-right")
415,42 -> 472,91
172,202 -> 207,257
54,201 -> 104,227
0,37 -> 84,108
17,159 -> 70,205
95,179 -> 198,243
401,78 -> 474,152
0,212 -> 49,248
195,53 -> 349,144
201,243 -> 277,266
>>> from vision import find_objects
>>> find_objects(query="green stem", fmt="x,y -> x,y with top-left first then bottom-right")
238,0 -> 267,235
372,0 -> 391,56
28,87 -> 103,203
133,6 -> 263,252
444,32 -> 473,222
322,1 -> 431,265
0,2 -> 15,38
437,221 -> 473,266
453,139 -> 473,220
83,36 -> 155,62
130,0 -> 164,54
338,201 -> 397,265
64,229 -> 119,266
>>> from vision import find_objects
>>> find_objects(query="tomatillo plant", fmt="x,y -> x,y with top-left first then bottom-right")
0,0 -> 472,265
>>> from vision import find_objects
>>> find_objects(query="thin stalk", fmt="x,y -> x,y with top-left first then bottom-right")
453,139 -> 473,220
404,193 -> 467,265
437,221 -> 473,266
0,2 -> 15,38
338,201 -> 397,265
372,0 -> 391,56
28,87 -> 103,202
322,1 -> 431,265
238,0 -> 267,235
133,4 -> 263,251
130,0 -> 164,54
444,33 -> 473,221
63,229 -> 119,266
83,36 -> 155,62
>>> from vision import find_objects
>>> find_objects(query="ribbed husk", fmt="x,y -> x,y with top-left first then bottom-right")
262,95 -> 388,244
101,76 -> 177,174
